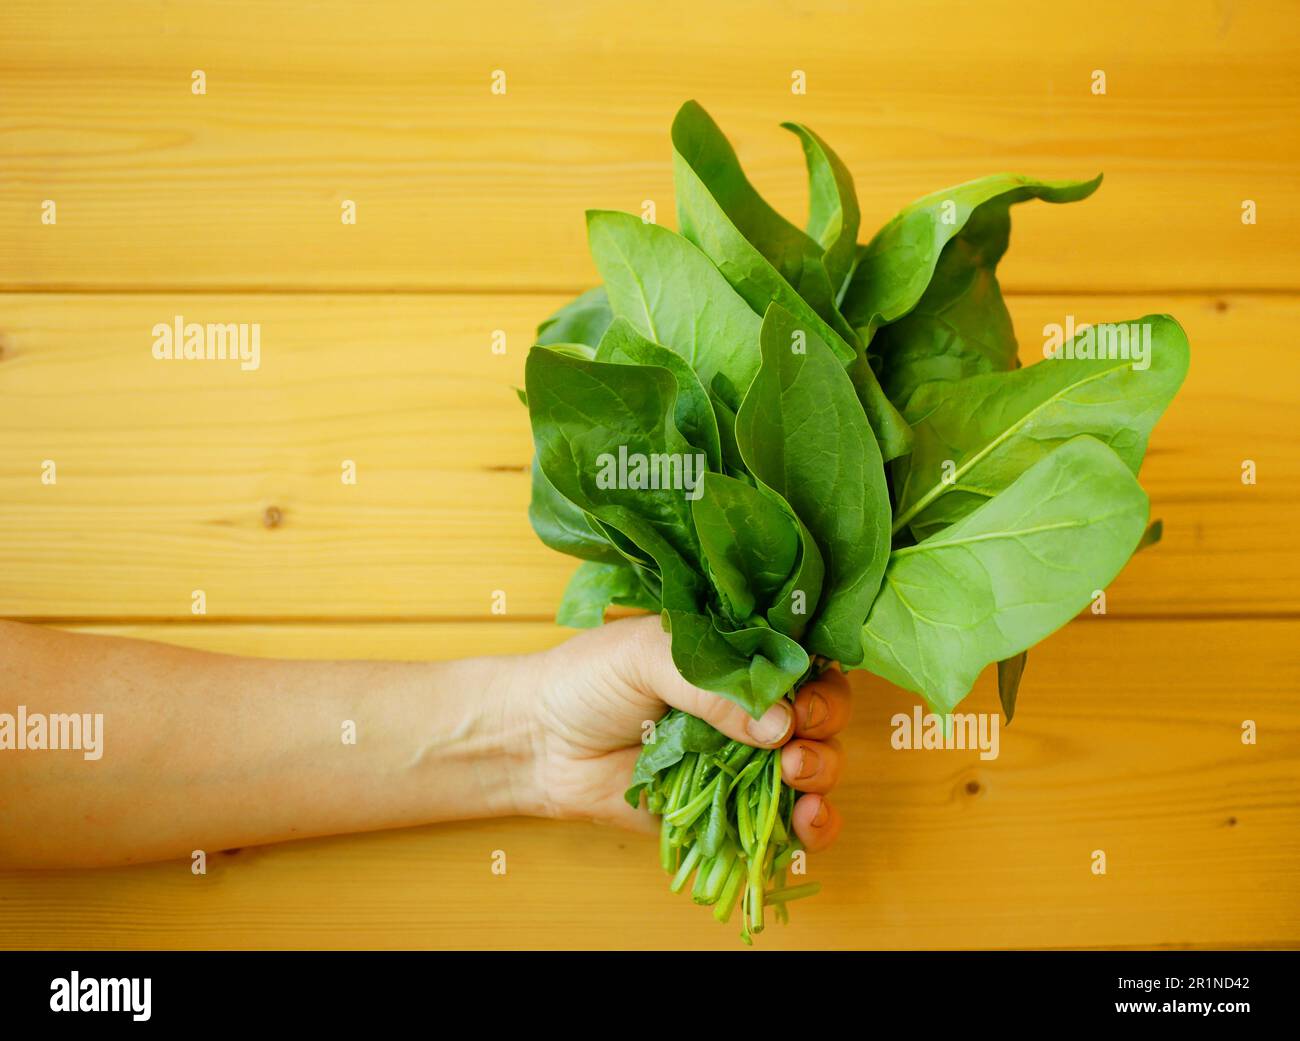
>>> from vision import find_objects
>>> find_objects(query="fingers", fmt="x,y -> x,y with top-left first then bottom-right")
791,793 -> 842,852
624,617 -> 794,748
780,736 -> 842,793
792,666 -> 851,740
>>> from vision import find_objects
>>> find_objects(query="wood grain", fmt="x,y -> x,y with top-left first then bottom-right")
1,292 -> 1295,620
0,617 -> 1295,950
2,0 -> 1297,952
2,0 -> 1297,291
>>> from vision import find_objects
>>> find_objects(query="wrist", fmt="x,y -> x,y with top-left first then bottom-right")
486,650 -> 553,820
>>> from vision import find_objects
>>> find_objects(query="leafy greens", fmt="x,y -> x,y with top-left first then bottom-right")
522,101 -> 1187,941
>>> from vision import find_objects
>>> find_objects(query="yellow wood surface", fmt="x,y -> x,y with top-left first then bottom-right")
1,293 -> 1295,621
1,0 -> 1297,950
0,618 -> 1294,950
2,0 -> 1298,292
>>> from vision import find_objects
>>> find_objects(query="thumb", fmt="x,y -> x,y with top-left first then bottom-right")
620,616 -> 794,749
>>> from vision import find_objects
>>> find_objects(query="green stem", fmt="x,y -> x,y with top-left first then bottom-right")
664,773 -> 723,829
764,882 -> 822,905
670,842 -> 703,893
713,855 -> 747,924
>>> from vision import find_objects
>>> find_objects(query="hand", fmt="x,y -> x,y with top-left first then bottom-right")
510,615 -> 849,852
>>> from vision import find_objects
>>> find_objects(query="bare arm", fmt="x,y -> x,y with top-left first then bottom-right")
0,617 -> 848,870
0,621 -> 539,868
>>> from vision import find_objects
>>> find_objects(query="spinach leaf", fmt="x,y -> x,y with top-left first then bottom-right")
893,314 -> 1189,540
586,209 -> 762,409
671,102 -> 911,460
867,197 -> 1022,409
997,652 -> 1027,725
1136,518 -> 1163,552
860,436 -> 1149,712
625,709 -> 729,808
596,317 -> 722,472
673,101 -> 841,328
691,471 -> 800,621
527,457 -> 622,564
782,121 -> 859,298
557,559 -> 658,629
842,173 -> 1102,348
664,609 -> 809,718
735,303 -> 890,665
537,286 -> 614,348
764,509 -> 826,642
592,505 -> 706,613
525,345 -> 703,568
709,394 -> 751,480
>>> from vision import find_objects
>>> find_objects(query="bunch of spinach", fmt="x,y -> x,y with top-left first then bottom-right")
523,101 -> 1188,941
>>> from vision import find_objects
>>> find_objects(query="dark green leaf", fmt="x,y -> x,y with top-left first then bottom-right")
691,471 -> 800,621
527,457 -> 622,564
670,102 -> 911,460
586,209 -> 763,404
782,121 -> 860,297
673,101 -> 841,327
596,317 -> 722,472
1136,518 -> 1163,552
843,173 -> 1102,348
868,196 -> 1023,408
664,609 -> 809,719
525,345 -> 703,569
764,510 -> 826,642
735,303 -> 890,666
997,651 -> 1027,725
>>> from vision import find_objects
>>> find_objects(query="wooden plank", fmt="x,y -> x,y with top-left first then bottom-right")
2,1 -> 1297,291
1,292 -> 1295,620
0,617 -> 1295,949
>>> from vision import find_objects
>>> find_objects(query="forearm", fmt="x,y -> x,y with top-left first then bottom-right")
0,621 -> 541,869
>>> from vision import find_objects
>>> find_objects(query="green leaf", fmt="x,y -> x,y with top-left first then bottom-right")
664,609 -> 809,719
708,394 -> 750,480
997,652 -> 1027,725
1136,518 -> 1163,552
594,505 -> 706,613
537,286 -> 614,348
586,209 -> 762,410
556,560 -> 657,628
782,121 -> 860,297
527,457 -> 622,565
860,436 -> 1150,713
625,709 -> 728,808
764,510 -> 826,642
893,314 -> 1189,540
735,303 -> 891,665
525,345 -> 704,570
843,173 -> 1103,348
673,101 -> 840,326
867,197 -> 1023,408
691,471 -> 800,621
596,317 -> 722,472
670,102 -> 911,460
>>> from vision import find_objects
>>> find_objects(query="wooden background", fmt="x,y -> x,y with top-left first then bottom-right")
2,0 -> 1298,949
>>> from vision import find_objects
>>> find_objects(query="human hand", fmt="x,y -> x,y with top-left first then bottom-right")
509,615 -> 849,851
